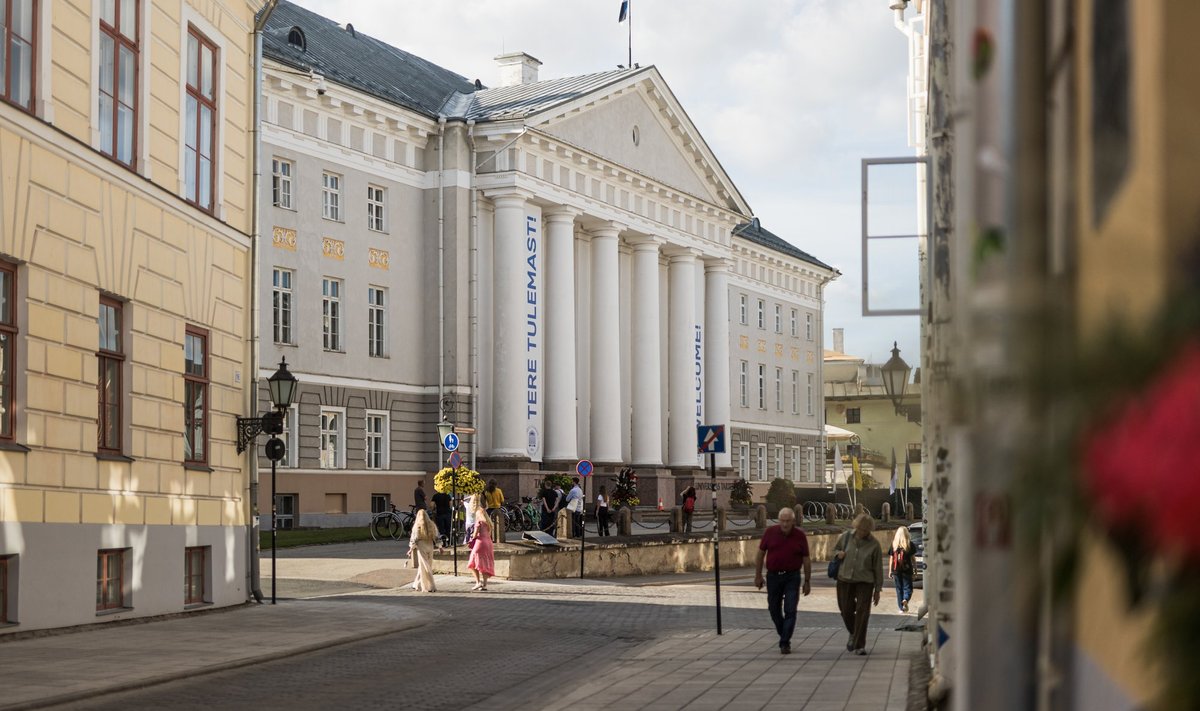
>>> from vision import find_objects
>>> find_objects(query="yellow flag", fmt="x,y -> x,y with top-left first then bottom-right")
851,456 -> 862,491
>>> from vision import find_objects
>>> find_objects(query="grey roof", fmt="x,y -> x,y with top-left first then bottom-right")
733,220 -> 836,272
262,0 -> 478,118
464,68 -> 645,120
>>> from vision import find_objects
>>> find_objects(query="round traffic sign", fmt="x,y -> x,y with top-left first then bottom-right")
576,459 -> 593,477
442,432 -> 460,452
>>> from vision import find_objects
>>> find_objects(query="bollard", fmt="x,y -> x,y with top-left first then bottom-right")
670,506 -> 683,533
617,506 -> 633,536
881,502 -> 891,522
716,506 -> 727,532
494,511 -> 505,542
557,508 -> 572,541
906,502 -> 915,520
754,504 -> 768,529
825,503 -> 836,525
856,503 -> 867,517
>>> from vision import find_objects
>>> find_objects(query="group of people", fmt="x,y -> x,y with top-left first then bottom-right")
755,510 -> 918,655
405,479 -> 506,593
536,478 -> 616,537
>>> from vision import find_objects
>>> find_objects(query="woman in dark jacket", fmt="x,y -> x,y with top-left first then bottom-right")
887,525 -> 916,612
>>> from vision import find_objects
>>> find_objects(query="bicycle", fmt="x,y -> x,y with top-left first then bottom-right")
370,504 -> 416,541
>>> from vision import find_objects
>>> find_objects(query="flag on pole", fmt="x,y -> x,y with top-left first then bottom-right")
618,0 -> 629,22
833,444 -> 844,487
903,449 -> 913,508
851,455 -> 862,491
889,448 -> 897,495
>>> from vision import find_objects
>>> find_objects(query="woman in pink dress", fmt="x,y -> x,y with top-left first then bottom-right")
467,504 -> 495,591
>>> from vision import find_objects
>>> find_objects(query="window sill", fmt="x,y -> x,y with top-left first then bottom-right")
96,452 -> 135,463
96,606 -> 133,617
368,354 -> 389,359
322,349 -> 345,354
272,204 -> 296,211
274,341 -> 298,348
185,601 -> 213,610
0,441 -> 31,453
184,463 -> 214,473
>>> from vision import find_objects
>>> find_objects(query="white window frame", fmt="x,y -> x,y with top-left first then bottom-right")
774,367 -> 783,412
365,409 -> 389,470
739,294 -> 747,325
322,277 -> 341,351
791,446 -> 801,481
322,171 -> 341,221
757,299 -> 764,329
757,364 -> 765,410
272,267 -> 292,344
756,444 -> 767,482
279,404 -> 298,467
807,373 -> 814,416
272,157 -> 293,209
739,360 -> 748,408
367,184 -> 386,232
791,370 -> 799,415
806,312 -> 813,341
774,304 -> 781,333
790,309 -> 797,337
368,286 -> 386,357
806,446 -> 816,482
738,443 -> 750,479
319,406 -> 345,469
775,445 -> 784,480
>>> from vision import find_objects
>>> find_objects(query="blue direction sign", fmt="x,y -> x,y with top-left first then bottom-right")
697,424 -> 726,454
448,451 -> 463,469
576,459 -> 594,477
442,432 -> 460,452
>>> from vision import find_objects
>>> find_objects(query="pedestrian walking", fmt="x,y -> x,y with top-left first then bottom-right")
566,477 -> 584,537
680,485 -> 697,532
413,480 -> 427,511
833,513 -> 883,655
408,509 -> 439,592
753,507 -> 811,655
888,525 -> 916,612
484,479 -> 505,520
468,504 -> 495,591
431,487 -> 452,547
596,485 -> 611,537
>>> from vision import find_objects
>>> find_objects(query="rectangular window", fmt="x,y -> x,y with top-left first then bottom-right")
739,294 -> 747,325
365,411 -> 387,470
272,268 -> 292,344
275,494 -> 297,529
738,360 -> 748,408
791,370 -> 799,415
183,327 -> 208,464
756,444 -> 766,482
806,313 -> 813,341
757,299 -> 764,329
757,364 -> 765,410
807,374 -> 814,416
367,286 -> 386,357
279,404 -> 298,468
272,158 -> 293,209
846,407 -> 861,424
0,263 -> 17,440
322,278 -> 341,351
774,304 -> 781,333
806,446 -> 815,482
0,0 -> 37,112
96,548 -> 126,611
184,546 -> 208,605
184,26 -> 218,211
790,309 -> 797,337
774,367 -> 783,412
322,172 -> 341,221
99,0 -> 138,166
319,408 -> 343,469
97,297 -> 124,453
371,494 -> 390,514
367,185 -> 386,232
908,443 -> 923,464
738,443 -> 749,479
791,446 -> 801,481
774,445 -> 784,480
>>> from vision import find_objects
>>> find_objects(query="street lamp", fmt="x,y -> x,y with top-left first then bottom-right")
435,419 -> 459,575
880,342 -> 921,425
236,358 -> 299,605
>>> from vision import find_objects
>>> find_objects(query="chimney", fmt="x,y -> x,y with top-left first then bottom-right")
495,52 -> 542,87
832,328 -> 844,354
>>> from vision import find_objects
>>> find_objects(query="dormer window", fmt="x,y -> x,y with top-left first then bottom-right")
287,26 -> 306,50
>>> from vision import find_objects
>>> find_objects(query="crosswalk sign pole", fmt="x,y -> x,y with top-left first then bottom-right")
710,450 -> 721,635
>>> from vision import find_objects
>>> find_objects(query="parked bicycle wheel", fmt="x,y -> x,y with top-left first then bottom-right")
397,512 -> 415,537
373,515 -> 400,540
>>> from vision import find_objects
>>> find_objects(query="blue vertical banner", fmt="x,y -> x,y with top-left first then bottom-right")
524,208 -> 544,462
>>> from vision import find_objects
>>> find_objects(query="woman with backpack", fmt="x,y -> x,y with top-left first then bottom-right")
888,525 -> 916,612
680,486 -> 697,532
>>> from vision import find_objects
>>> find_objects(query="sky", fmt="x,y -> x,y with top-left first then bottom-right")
297,0 -> 922,367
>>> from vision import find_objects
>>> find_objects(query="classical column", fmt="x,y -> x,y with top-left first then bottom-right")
589,224 -> 623,463
630,238 -> 663,466
489,192 -> 530,457
705,258 -> 733,469
667,249 -> 698,467
544,207 -> 580,462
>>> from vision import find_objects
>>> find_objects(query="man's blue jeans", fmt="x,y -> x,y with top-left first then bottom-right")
766,570 -> 801,646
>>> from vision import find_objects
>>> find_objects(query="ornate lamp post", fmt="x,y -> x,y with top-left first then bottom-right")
881,341 -> 920,425
236,358 -> 298,604
435,419 -> 458,575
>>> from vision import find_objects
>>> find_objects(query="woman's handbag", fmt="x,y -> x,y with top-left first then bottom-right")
827,557 -> 842,580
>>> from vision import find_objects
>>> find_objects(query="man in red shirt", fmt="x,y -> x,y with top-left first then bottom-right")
754,507 -> 811,654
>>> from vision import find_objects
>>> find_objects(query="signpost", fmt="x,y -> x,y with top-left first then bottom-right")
577,459 -> 593,578
697,424 -> 726,635
442,432 -> 460,452
441,430 -> 461,575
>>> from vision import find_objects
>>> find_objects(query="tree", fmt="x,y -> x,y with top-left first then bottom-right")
766,478 -> 797,513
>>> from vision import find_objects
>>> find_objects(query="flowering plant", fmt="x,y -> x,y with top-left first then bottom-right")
730,478 -> 753,506
610,467 -> 640,507
433,466 -> 484,495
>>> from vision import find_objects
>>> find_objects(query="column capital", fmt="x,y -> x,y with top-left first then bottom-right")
664,245 -> 701,263
543,205 -> 582,224
703,257 -> 733,272
587,221 -> 625,240
626,235 -> 665,253
483,187 -> 536,205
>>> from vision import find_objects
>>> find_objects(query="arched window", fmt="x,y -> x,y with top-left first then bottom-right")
287,26 -> 306,51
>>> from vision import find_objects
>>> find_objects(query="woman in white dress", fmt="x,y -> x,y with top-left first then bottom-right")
409,509 -> 439,592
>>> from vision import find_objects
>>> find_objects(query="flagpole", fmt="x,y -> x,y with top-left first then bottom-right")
628,0 -> 633,67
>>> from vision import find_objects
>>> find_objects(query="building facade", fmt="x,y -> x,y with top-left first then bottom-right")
0,0 -> 260,632
254,1 -> 835,524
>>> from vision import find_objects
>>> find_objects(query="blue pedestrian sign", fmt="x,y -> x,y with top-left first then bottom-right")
697,424 -> 726,454
576,459 -> 593,477
442,432 -> 460,452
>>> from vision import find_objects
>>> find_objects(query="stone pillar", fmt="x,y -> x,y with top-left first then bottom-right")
617,506 -> 632,536
667,250 -> 698,467
544,207 -> 580,462
630,238 -> 664,466
589,224 -> 623,463
754,504 -> 768,529
670,506 -> 682,533
704,259 -> 733,469
716,506 -> 727,531
490,192 -> 531,457
825,503 -> 836,525
882,502 -> 891,522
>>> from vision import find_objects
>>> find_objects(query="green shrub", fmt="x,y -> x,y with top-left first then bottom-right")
730,478 -> 753,506
765,478 -> 797,513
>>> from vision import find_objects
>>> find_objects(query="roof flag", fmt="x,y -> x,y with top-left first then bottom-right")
619,0 -> 629,22
890,448 -> 897,495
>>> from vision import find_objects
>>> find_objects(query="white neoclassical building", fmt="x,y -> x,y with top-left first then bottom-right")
255,1 -> 835,522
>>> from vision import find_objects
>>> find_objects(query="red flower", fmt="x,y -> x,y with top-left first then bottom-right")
1083,342 -> 1200,560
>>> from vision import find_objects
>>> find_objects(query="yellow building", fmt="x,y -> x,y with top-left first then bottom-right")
0,0 -> 260,631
